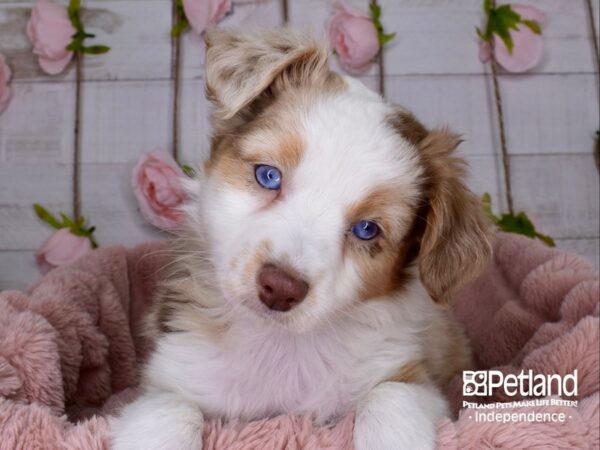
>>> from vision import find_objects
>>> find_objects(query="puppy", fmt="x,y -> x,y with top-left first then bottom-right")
111,28 -> 491,450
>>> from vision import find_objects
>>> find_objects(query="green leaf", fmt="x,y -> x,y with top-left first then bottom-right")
475,26 -> 486,41
82,45 -> 111,55
368,3 -> 395,49
535,232 -> 555,247
171,18 -> 189,38
497,212 -> 536,238
480,194 -> 554,246
478,3 -> 542,55
481,192 -> 498,224
521,19 -> 541,35
59,212 -> 73,228
75,216 -> 85,229
483,0 -> 493,13
67,0 -> 84,33
379,32 -> 396,46
68,0 -> 81,14
181,164 -> 196,178
495,5 -> 521,29
66,41 -> 80,52
33,203 -> 63,229
65,0 -> 110,56
369,3 -> 382,22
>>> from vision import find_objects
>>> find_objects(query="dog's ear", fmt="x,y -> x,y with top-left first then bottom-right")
204,28 -> 330,122
416,129 -> 492,304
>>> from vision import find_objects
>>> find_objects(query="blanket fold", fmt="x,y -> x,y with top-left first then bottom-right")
0,233 -> 598,449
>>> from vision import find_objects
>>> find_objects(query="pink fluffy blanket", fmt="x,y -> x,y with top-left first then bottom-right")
0,233 -> 598,449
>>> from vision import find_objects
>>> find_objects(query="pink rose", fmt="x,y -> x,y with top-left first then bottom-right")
183,0 -> 232,35
480,5 -> 544,73
36,228 -> 93,274
327,0 -> 380,74
132,152 -> 187,231
0,53 -> 12,114
26,0 -> 76,75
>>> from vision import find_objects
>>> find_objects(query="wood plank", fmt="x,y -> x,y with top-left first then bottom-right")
0,81 -> 74,253
0,204 -> 73,251
385,74 -> 497,157
0,250 -> 40,291
500,74 -> 599,155
555,238 -> 599,269
0,164 -> 70,205
379,0 -> 484,76
81,0 -> 172,81
80,80 -> 172,163
379,0 -> 595,75
510,153 -> 599,239
179,78 -> 211,164
0,0 -> 172,81
463,153 -> 507,212
517,0 -> 596,74
179,0 -> 284,80
287,0 -> 381,89
80,163 -> 166,248
0,81 -> 75,164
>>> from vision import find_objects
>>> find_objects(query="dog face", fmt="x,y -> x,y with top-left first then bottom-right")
183,29 -> 490,331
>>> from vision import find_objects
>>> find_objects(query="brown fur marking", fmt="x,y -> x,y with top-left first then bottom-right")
387,360 -> 427,384
345,186 -> 420,300
415,129 -> 492,303
387,110 -> 428,147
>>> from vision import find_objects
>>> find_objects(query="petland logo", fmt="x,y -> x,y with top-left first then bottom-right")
463,370 -> 578,397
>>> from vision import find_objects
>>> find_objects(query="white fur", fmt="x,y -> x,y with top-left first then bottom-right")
189,79 -> 423,332
111,62 -> 452,449
354,382 -> 448,450
110,390 -> 204,450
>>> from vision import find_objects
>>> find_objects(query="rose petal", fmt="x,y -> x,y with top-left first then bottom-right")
333,0 -> 371,20
183,0 -> 232,35
132,151 -> 187,231
38,53 -> 74,75
0,53 -> 12,114
327,2 -> 379,75
26,0 -> 76,75
479,42 -> 491,62
492,4 -> 544,73
36,228 -> 93,273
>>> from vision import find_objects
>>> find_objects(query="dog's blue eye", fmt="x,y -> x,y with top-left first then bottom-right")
351,220 -> 380,240
255,165 -> 282,190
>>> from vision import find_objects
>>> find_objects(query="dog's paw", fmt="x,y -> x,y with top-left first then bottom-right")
110,390 -> 204,450
353,382 -> 448,450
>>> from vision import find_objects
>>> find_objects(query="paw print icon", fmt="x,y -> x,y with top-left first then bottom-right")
463,371 -> 488,396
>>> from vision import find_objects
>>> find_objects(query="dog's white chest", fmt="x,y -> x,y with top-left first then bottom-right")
146,318 -> 417,423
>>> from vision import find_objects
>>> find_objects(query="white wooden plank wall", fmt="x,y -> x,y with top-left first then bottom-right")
0,0 -> 598,290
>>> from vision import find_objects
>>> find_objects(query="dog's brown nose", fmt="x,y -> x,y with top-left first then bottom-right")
257,264 -> 309,312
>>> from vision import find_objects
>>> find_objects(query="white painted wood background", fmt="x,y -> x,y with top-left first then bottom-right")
0,0 -> 598,290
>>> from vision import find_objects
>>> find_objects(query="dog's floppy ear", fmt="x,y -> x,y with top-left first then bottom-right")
416,129 -> 492,304
204,28 -> 329,122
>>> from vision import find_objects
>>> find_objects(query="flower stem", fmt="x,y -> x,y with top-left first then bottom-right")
171,0 -> 182,164
490,51 -> 514,215
584,0 -> 599,106
370,0 -> 385,97
487,0 -> 514,215
281,0 -> 289,24
73,51 -> 82,219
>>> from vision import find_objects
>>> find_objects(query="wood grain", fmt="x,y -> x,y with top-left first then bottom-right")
0,1 -> 173,82
379,0 -> 596,76
0,0 -> 597,289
